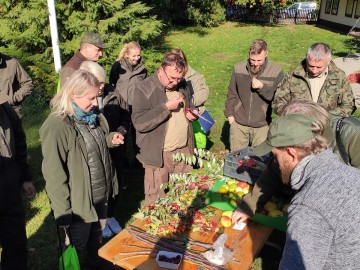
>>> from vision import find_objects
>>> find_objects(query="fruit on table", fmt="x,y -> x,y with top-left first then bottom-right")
220,216 -> 232,227
222,210 -> 233,219
217,185 -> 229,194
264,201 -> 277,212
228,183 -> 238,193
268,209 -> 284,217
230,199 -> 237,208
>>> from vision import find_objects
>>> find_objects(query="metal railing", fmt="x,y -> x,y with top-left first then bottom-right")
225,5 -> 319,24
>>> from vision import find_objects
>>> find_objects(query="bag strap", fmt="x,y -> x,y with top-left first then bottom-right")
56,225 -> 66,270
335,117 -> 350,165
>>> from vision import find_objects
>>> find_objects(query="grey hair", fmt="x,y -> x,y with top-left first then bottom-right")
50,70 -> 100,116
306,43 -> 332,63
79,61 -> 106,83
280,99 -> 329,133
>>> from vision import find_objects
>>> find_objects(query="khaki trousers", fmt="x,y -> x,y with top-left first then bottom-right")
143,147 -> 192,206
230,122 -> 269,152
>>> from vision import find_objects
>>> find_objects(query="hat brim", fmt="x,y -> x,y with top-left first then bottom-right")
95,43 -> 108,49
253,141 -> 274,157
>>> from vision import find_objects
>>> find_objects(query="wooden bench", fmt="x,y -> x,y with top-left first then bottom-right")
99,208 -> 273,270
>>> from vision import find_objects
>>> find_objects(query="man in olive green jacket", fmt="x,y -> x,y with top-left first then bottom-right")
272,43 -> 355,117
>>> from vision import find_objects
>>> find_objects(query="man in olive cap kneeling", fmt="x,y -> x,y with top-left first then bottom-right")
254,113 -> 360,269
60,32 -> 108,87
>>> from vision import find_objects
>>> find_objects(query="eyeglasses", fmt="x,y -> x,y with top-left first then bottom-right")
163,67 -> 184,83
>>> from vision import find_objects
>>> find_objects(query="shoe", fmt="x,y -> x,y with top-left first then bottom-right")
107,217 -> 122,234
102,223 -> 113,238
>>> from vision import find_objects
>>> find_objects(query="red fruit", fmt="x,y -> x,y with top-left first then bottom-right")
187,183 -> 196,190
237,181 -> 249,189
200,175 -> 209,181
198,184 -> 209,190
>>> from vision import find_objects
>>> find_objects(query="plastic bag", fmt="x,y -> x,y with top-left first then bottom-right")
59,244 -> 81,270
192,120 -> 207,148
203,233 -> 234,265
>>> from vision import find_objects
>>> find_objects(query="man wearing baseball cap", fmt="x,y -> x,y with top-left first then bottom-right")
60,32 -> 108,87
247,113 -> 360,269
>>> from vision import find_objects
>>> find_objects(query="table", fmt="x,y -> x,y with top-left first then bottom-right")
99,208 -> 273,270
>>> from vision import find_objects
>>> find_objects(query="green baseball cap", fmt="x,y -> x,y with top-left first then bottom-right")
80,32 -> 108,49
254,113 -> 317,156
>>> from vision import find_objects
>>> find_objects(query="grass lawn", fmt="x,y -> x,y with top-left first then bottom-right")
20,22 -> 353,270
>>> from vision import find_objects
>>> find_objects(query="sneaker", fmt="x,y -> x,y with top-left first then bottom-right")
102,223 -> 113,238
107,217 -> 122,234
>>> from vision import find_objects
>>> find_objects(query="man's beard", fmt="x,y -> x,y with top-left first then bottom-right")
279,160 -> 293,185
250,65 -> 262,75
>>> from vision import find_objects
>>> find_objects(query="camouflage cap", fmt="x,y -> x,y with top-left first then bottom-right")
80,32 -> 108,49
254,113 -> 317,156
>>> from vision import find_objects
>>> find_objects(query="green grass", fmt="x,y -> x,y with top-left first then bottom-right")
20,22 -> 353,270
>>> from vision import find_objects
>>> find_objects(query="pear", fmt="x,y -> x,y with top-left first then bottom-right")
268,209 -> 284,217
264,201 -> 277,212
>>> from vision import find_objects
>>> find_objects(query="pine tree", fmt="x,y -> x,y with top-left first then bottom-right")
0,0 -> 163,105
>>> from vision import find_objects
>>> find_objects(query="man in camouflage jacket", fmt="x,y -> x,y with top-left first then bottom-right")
272,43 -> 354,116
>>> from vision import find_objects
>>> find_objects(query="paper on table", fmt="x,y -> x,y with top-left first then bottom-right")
233,222 -> 246,230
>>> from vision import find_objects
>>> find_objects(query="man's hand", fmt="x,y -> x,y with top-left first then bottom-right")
22,181 -> 36,199
252,78 -> 264,90
232,207 -> 250,224
165,95 -> 183,111
112,133 -> 124,145
228,116 -> 235,124
185,108 -> 199,121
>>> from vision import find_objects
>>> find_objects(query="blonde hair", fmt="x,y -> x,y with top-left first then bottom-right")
51,70 -> 100,116
79,61 -> 106,83
117,41 -> 141,61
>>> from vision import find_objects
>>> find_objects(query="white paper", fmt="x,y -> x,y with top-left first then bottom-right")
233,222 -> 246,230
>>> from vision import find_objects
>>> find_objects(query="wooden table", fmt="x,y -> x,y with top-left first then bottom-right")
99,208 -> 273,270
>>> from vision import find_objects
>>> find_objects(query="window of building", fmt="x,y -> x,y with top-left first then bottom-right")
346,0 -> 356,17
325,0 -> 332,13
331,0 -> 340,14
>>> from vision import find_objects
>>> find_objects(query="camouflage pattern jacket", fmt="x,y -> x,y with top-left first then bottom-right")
272,60 -> 354,116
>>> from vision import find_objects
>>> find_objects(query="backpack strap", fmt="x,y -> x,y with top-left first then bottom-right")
335,117 -> 350,165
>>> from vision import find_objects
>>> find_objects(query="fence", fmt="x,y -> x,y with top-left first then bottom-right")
225,5 -> 319,24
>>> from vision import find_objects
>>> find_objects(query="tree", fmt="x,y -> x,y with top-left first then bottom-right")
0,0 -> 163,107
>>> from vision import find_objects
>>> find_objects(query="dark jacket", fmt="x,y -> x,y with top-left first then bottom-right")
239,114 -> 360,216
109,59 -> 147,108
60,50 -> 87,87
40,112 -> 119,225
224,59 -> 284,128
131,72 -> 194,168
0,93 -> 31,211
102,84 -> 131,133
273,60 -> 355,116
0,53 -> 34,117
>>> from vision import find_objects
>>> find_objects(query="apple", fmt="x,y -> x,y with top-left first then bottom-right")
220,216 -> 232,228
222,210 -> 233,219
237,181 -> 249,189
228,183 -> 237,193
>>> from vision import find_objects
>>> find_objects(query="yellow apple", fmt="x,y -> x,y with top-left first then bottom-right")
228,183 -> 238,193
220,216 -> 232,227
227,179 -> 237,186
222,210 -> 233,219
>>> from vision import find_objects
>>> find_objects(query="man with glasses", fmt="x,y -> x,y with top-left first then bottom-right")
224,39 -> 284,151
60,32 -> 108,87
132,52 -> 198,206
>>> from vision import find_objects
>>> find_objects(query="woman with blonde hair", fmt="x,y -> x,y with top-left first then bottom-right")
40,69 -> 124,269
80,61 -> 130,238
109,41 -> 147,106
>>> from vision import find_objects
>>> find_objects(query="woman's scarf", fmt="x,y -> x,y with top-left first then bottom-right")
72,101 -> 98,125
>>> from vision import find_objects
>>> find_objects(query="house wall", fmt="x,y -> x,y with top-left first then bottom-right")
319,0 -> 359,32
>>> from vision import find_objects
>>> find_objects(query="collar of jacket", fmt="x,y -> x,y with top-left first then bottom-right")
246,58 -> 268,77
297,59 -> 337,79
75,49 -> 88,62
121,58 -> 145,73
